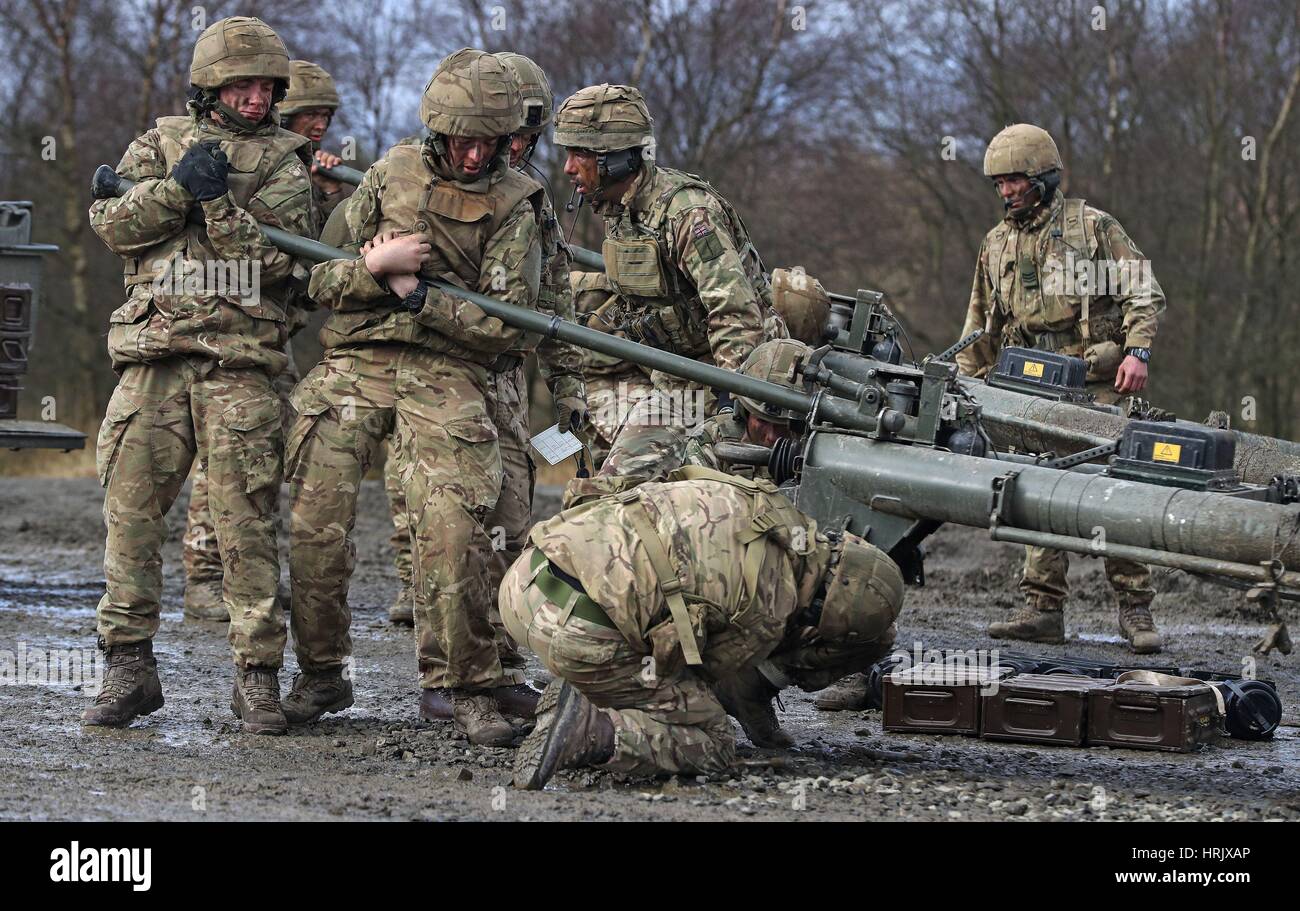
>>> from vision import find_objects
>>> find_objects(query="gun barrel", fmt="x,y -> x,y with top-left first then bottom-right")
963,380 -> 1300,485
802,432 -> 1300,580
317,164 -> 365,185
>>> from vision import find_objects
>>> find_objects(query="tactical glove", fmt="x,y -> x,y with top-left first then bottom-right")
554,395 -> 589,433
172,141 -> 230,202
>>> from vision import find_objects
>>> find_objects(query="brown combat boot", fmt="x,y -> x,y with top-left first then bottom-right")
1118,600 -> 1163,654
81,640 -> 164,727
713,668 -> 794,747
450,689 -> 514,746
182,577 -> 228,622
495,682 -> 541,718
418,687 -> 453,721
282,670 -> 354,724
231,667 -> 288,735
512,679 -> 615,789
813,672 -> 871,711
988,600 -> 1066,644
388,584 -> 414,626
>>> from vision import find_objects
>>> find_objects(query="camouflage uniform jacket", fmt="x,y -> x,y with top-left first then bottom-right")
957,194 -> 1164,381
532,470 -> 830,681
593,164 -> 771,372
308,141 -> 543,367
683,410 -> 769,479
89,108 -> 316,374
510,193 -> 584,400
571,270 -> 651,382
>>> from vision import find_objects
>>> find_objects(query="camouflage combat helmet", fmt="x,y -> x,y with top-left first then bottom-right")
280,60 -> 340,116
495,52 -> 552,134
817,534 -> 903,643
983,123 -> 1062,178
420,48 -> 522,138
770,268 -> 831,346
734,339 -> 811,425
553,84 -> 653,152
190,17 -> 290,94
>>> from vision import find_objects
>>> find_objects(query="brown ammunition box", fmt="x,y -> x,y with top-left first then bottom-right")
1087,684 -> 1222,752
980,674 -> 1112,746
883,664 -> 1011,735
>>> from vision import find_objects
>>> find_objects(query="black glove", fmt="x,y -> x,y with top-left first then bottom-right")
172,141 -> 229,202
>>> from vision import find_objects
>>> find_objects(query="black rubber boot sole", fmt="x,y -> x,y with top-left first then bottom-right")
512,680 -> 584,790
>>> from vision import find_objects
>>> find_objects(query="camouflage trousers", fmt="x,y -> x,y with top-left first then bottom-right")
500,549 -> 735,777
597,372 -> 717,483
383,363 -> 530,684
583,370 -> 654,469
95,357 -> 285,667
287,345 -> 505,690
1015,383 -> 1153,610
1020,546 -> 1154,610
183,336 -> 300,584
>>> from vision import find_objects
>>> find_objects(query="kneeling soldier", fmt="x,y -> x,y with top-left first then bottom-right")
500,469 -> 904,788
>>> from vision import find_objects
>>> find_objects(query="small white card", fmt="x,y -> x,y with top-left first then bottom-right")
529,423 -> 584,465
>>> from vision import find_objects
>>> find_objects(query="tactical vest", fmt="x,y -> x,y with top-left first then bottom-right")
319,144 -> 544,361
602,167 -> 772,360
123,115 -> 312,324
992,197 -> 1125,359
618,466 -> 813,667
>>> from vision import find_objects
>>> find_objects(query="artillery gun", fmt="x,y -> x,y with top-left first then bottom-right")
318,161 -> 1300,484
0,201 -> 86,451
94,165 -> 1300,654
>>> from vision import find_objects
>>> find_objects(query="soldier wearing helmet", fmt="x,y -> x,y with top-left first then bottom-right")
181,58 -> 350,626
499,470 -> 904,787
84,17 -> 315,734
284,49 -> 546,746
279,60 -> 352,217
959,123 -> 1164,656
685,338 -> 811,475
553,84 -> 785,485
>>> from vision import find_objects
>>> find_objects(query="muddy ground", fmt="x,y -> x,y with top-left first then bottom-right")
1,476 -> 1297,822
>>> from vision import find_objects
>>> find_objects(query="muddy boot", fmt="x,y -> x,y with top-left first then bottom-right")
713,668 -> 794,748
987,601 -> 1065,644
512,679 -> 615,790
1118,600 -> 1163,654
81,640 -> 164,728
418,687 -> 453,721
282,670 -> 354,724
388,584 -> 414,626
494,682 -> 541,718
450,689 -> 514,746
182,577 -> 228,622
813,672 -> 870,711
231,667 -> 288,735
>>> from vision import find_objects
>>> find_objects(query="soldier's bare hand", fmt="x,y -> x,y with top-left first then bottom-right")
311,151 -> 344,194
314,150 -> 343,170
1114,355 -> 1148,394
364,232 -> 429,277
388,273 -> 420,299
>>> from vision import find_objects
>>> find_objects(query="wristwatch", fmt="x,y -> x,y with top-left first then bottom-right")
1124,346 -> 1151,363
399,277 -> 428,313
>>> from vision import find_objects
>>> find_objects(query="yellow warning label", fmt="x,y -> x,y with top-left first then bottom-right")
1022,361 -> 1045,378
1153,442 -> 1182,463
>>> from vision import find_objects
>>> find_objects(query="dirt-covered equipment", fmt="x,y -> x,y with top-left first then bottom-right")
92,165 -> 1300,655
0,202 -> 85,450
